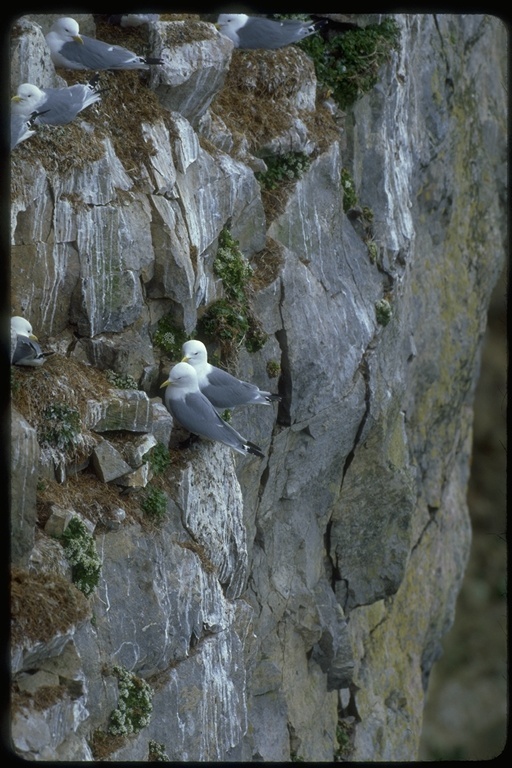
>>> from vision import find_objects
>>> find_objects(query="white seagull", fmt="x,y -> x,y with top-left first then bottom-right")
46,17 -> 163,70
11,316 -> 47,366
161,362 -> 264,457
182,339 -> 281,410
216,14 -> 324,49
11,76 -> 102,125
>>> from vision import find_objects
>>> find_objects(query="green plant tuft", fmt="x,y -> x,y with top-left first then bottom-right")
255,152 -> 311,191
152,317 -> 189,359
144,443 -> 171,475
213,227 -> 254,303
199,298 -> 249,344
108,666 -> 153,736
105,369 -> 139,390
149,740 -> 169,762
61,516 -> 101,597
266,360 -> 281,378
141,485 -> 167,520
297,16 -> 400,110
375,298 -> 393,326
38,402 -> 82,452
197,227 -> 268,355
341,168 -> 358,212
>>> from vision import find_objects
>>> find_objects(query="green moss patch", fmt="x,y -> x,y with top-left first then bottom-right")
298,16 -> 400,109
197,227 -> 267,355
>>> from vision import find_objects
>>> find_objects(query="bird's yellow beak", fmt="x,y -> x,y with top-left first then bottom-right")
74,35 -> 84,44
160,379 -> 170,388
11,95 -> 22,103
29,333 -> 38,341
181,355 -> 190,363
214,22 -> 221,29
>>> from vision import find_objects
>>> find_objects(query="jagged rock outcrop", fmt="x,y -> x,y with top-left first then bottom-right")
10,13 -> 506,762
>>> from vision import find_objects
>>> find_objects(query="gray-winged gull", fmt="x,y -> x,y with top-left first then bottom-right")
46,17 -> 163,70
11,316 -> 47,366
216,13 -> 324,49
11,76 -> 102,126
182,339 -> 281,409
161,362 -> 264,457
10,111 -> 46,150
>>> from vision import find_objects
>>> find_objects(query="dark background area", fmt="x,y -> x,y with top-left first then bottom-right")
419,270 -> 507,760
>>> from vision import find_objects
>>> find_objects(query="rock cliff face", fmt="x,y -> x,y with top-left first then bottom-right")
10,14 -> 506,761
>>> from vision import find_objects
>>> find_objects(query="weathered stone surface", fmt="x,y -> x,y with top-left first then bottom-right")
92,440 -> 133,483
9,12 -> 506,764
10,408 -> 39,566
149,20 -> 233,124
173,442 -> 248,600
86,390 -> 152,433
114,461 -> 151,488
149,400 -> 174,447
123,433 -> 157,468
72,327 -> 156,383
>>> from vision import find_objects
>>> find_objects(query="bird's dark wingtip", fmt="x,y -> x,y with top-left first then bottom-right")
245,441 -> 265,458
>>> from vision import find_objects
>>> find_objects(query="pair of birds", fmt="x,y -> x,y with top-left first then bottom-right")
10,15 -> 164,150
161,340 -> 280,459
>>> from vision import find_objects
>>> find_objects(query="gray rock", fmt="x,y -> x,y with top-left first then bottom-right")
87,390 -> 152,433
10,408 -> 39,566
149,20 -> 233,124
124,433 -> 158,468
150,400 -> 174,447
92,440 -> 133,483
9,12 -> 507,764
114,462 -> 151,488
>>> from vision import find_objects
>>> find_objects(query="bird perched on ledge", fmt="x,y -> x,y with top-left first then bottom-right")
181,339 -> 281,410
161,362 -> 265,457
46,16 -> 163,70
10,316 -> 49,366
11,76 -> 103,125
216,13 -> 325,49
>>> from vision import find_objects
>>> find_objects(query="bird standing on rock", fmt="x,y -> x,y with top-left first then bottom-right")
45,16 -> 163,70
161,362 -> 265,457
216,13 -> 325,49
10,316 -> 49,367
11,76 -> 103,125
182,339 -> 281,410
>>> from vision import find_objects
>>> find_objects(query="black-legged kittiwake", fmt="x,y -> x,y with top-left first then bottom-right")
216,13 -> 324,49
46,17 -> 163,70
11,316 -> 47,366
11,75 -> 102,126
161,362 -> 265,457
182,339 -> 281,410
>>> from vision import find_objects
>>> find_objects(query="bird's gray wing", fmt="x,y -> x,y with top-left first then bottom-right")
238,17 -> 311,48
166,390 -> 263,456
35,86 -> 97,125
59,36 -> 146,69
12,337 -> 45,366
202,367 -> 265,407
